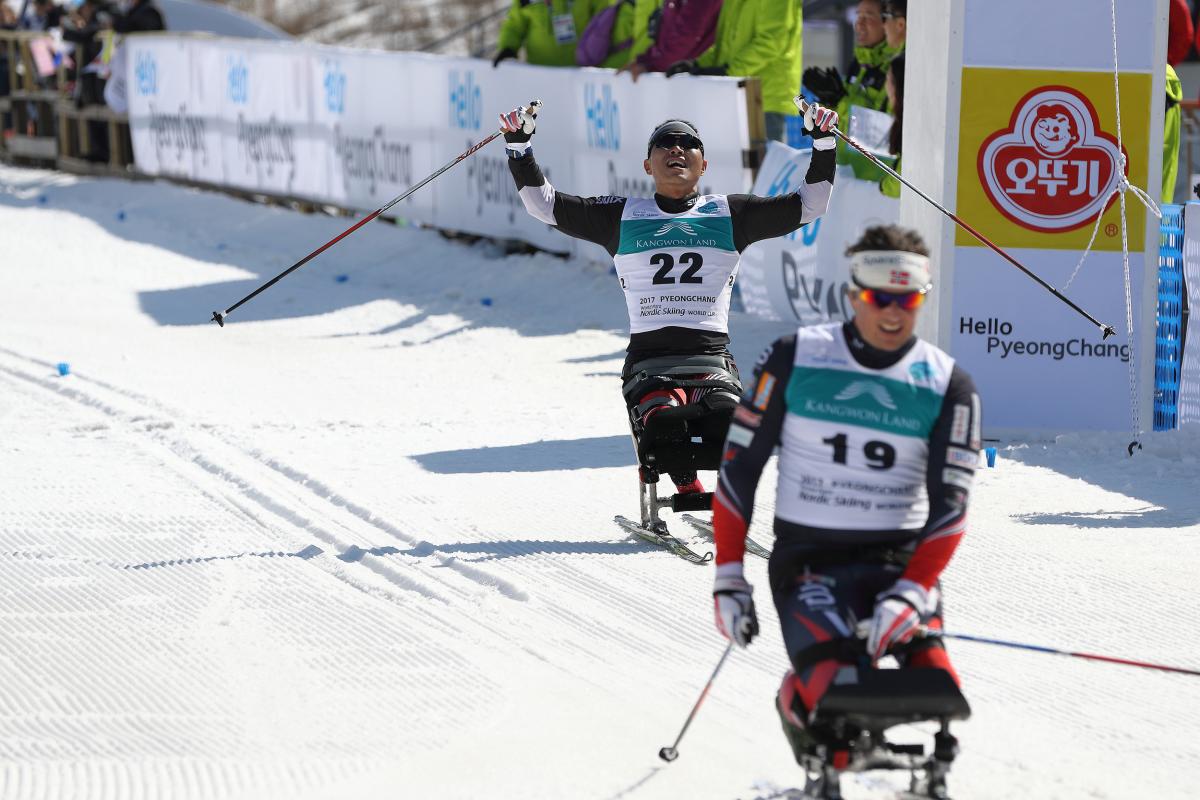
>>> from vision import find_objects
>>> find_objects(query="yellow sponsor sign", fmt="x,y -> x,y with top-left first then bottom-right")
956,68 -> 1150,250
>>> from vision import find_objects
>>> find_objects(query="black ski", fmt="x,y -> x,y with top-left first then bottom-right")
680,513 -> 772,559
614,515 -> 713,565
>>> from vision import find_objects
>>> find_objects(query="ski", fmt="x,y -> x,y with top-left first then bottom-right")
614,515 -> 713,565
680,513 -> 772,559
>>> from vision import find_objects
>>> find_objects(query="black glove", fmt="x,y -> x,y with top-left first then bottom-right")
802,66 -> 846,107
664,59 -> 697,77
492,47 -> 517,68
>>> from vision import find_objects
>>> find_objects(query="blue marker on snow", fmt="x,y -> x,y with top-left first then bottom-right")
985,447 -> 997,468
481,297 -> 493,306
56,362 -> 70,376
116,210 -> 126,221
335,274 -> 349,283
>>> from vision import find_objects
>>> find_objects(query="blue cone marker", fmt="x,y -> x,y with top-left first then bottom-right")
335,274 -> 349,283
116,210 -> 126,221
985,447 -> 997,468
56,362 -> 70,376
481,297 -> 493,306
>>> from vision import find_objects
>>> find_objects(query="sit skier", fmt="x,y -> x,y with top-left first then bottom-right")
499,99 -> 838,534
710,225 -> 980,795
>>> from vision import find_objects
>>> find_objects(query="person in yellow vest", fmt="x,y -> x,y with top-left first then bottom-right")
1163,64 -> 1182,203
663,0 -> 804,143
493,0 -> 613,68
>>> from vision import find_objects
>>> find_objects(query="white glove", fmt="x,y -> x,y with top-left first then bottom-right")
498,101 -> 539,145
713,563 -> 759,648
865,578 -> 934,662
792,96 -> 839,150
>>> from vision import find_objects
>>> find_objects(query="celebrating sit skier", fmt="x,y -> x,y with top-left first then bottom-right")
709,225 -> 981,786
499,99 -> 838,510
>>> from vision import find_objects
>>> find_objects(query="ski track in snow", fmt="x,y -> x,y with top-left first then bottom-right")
1,164 -> 1199,799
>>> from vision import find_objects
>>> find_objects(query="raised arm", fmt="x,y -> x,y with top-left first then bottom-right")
727,103 -> 839,250
501,104 -> 626,254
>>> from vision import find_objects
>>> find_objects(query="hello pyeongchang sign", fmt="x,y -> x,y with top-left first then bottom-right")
904,0 -> 1166,433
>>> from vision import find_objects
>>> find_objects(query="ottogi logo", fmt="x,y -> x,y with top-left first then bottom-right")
583,83 -> 619,150
448,71 -> 481,131
323,61 -> 346,114
978,86 -> 1124,232
135,52 -> 157,97
655,220 -> 697,236
227,56 -> 248,105
834,380 -> 897,410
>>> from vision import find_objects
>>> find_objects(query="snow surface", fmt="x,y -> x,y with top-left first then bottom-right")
1,163 -> 1198,800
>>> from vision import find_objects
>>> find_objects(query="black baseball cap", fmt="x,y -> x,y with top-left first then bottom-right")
646,120 -> 704,157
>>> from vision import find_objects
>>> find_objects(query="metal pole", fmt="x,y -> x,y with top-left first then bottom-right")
211,101 -> 539,327
795,98 -> 1117,340
658,641 -> 735,762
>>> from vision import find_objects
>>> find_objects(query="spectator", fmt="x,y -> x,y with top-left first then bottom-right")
577,0 -> 660,69
880,53 -> 903,198
617,0 -> 721,81
664,0 -> 805,143
882,0 -> 905,52
21,0 -> 64,31
1164,64 -> 1182,202
803,0 -> 899,118
1170,0 -> 1192,66
493,0 -> 611,68
61,0 -> 110,162
1,3 -> 18,28
111,0 -> 164,33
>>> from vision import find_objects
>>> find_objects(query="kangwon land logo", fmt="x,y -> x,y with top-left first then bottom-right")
655,220 -> 697,236
834,380 -> 897,410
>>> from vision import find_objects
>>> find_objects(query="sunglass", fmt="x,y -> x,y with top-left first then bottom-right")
653,133 -> 703,151
881,12 -> 904,20
855,288 -> 926,310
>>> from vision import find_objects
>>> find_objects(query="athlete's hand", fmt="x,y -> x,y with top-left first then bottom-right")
793,97 -> 839,150
713,565 -> 759,648
499,101 -> 540,146
865,579 -> 932,661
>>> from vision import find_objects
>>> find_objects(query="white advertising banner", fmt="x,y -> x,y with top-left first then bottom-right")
944,0 -> 1164,431
950,249 -> 1142,430
739,141 -> 899,324
123,37 -> 754,260
214,41 -> 324,198
127,37 -> 209,180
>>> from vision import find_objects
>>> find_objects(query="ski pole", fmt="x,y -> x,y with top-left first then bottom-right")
659,640 -> 735,762
211,100 -> 543,327
795,98 -> 1116,340
935,631 -> 1200,677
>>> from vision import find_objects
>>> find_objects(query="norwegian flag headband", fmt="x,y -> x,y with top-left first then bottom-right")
849,251 -> 933,292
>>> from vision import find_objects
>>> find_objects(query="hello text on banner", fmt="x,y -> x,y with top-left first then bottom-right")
124,35 -> 751,258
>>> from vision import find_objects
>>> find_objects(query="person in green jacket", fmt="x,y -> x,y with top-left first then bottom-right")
663,0 -> 804,142
803,0 -> 901,122
493,0 -> 612,68
1163,63 -> 1182,203
879,53 -> 904,199
599,0 -> 661,69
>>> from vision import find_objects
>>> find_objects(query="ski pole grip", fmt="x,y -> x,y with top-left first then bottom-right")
525,99 -> 542,116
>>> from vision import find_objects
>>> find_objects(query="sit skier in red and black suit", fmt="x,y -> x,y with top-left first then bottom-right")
708,225 -> 981,763
499,100 -> 838,495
